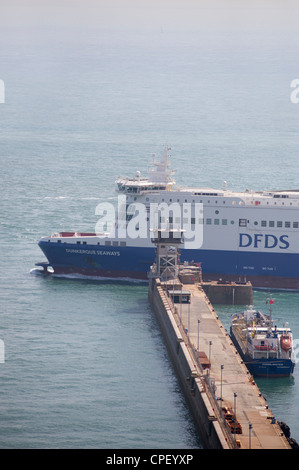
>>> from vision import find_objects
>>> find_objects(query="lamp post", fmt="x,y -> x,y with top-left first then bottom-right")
180,284 -> 182,325
208,341 -> 212,375
234,392 -> 238,447
249,423 -> 252,449
188,301 -> 190,336
220,365 -> 224,403
197,319 -> 200,350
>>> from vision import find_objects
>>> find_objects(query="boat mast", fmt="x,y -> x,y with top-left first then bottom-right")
266,295 -> 275,326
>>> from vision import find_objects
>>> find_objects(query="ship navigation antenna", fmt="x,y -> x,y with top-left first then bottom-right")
266,295 -> 275,324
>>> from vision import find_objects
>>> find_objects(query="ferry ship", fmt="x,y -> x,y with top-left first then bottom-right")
230,304 -> 295,377
36,147 -> 299,290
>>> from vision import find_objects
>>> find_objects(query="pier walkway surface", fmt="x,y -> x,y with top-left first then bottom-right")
170,283 -> 290,449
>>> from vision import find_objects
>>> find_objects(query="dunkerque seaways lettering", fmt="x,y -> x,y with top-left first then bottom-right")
65,249 -> 120,256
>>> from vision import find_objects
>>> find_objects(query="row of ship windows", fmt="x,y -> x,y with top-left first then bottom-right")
161,217 -> 299,228
80,240 -> 127,246
140,197 -> 298,207
56,240 -> 127,246
153,198 -> 239,205
205,218 -> 298,228
239,218 -> 299,228
121,212 -> 299,229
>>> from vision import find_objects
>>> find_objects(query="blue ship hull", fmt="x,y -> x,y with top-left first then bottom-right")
230,327 -> 295,377
38,239 -> 299,289
244,358 -> 295,378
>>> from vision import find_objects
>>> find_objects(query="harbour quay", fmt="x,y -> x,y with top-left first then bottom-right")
201,279 -> 253,305
148,274 -> 291,449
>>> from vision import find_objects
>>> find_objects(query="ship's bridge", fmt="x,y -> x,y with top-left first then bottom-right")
116,175 -> 169,194
115,146 -> 176,195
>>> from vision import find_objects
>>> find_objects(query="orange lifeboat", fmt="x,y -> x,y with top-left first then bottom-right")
254,344 -> 272,351
280,334 -> 292,351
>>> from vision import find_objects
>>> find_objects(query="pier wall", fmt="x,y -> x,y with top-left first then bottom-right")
201,282 -> 253,305
148,278 -> 229,449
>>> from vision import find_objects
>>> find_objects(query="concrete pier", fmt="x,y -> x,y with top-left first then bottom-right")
148,276 -> 291,449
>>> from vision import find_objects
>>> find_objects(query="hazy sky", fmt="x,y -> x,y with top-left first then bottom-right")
1,0 -> 299,33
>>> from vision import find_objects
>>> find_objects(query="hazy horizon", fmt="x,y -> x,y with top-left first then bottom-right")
2,0 -> 299,35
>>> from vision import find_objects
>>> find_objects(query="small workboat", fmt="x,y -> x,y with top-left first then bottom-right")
230,299 -> 295,377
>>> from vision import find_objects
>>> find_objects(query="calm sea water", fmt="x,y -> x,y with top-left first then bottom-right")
1,22 -> 299,448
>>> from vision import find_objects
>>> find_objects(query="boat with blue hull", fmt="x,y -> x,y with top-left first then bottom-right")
230,304 -> 295,377
36,147 -> 299,289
